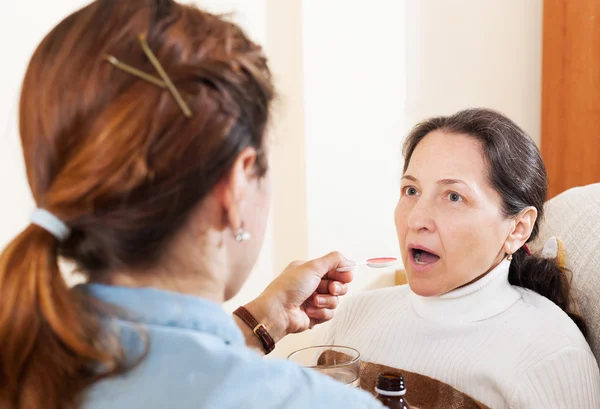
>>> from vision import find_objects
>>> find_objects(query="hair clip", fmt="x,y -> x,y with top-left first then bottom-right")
104,34 -> 192,118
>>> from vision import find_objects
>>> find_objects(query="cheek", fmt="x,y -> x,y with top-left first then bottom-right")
441,211 -> 505,275
394,201 -> 407,232
394,200 -> 410,248
442,221 -> 477,259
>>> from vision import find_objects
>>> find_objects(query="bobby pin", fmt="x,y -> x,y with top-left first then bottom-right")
104,34 -> 192,118
103,55 -> 166,88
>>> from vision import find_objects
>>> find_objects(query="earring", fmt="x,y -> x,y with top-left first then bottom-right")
507,253 -> 513,261
235,225 -> 251,242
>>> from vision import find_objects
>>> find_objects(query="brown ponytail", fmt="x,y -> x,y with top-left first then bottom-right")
0,226 -> 122,408
1,0 -> 274,408
508,247 -> 587,337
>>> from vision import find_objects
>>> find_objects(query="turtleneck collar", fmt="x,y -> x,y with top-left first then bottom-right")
410,259 -> 521,324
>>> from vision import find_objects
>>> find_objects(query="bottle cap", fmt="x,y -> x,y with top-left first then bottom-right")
375,372 -> 406,396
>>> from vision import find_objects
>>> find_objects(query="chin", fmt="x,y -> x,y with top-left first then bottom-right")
407,276 -> 443,297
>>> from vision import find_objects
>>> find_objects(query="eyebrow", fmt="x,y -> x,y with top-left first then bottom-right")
438,178 -> 470,188
402,175 -> 473,190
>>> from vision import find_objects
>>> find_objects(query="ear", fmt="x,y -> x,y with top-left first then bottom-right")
503,206 -> 537,255
215,147 -> 258,230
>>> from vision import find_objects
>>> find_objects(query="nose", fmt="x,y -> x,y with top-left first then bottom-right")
406,198 -> 435,233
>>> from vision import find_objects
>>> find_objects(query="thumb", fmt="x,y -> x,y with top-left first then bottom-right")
306,251 -> 356,278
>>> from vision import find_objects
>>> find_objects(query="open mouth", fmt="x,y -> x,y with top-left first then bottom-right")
409,247 -> 440,265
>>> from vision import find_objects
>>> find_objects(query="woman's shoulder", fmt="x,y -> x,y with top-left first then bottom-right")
509,286 -> 592,353
506,291 -> 600,408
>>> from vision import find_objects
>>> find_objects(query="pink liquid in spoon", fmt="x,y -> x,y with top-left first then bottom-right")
366,257 -> 397,264
337,257 -> 398,272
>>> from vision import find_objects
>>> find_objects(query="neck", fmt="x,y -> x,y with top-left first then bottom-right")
100,269 -> 227,303
97,230 -> 229,303
410,259 -> 521,324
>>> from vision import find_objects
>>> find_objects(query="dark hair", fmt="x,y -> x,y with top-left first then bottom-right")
402,108 -> 587,337
0,0 -> 274,408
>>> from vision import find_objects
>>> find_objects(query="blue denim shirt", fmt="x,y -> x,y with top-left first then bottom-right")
80,284 -> 382,409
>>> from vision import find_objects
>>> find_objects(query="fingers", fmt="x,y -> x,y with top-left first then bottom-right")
307,251 -> 355,279
305,292 -> 341,328
310,293 -> 339,309
304,293 -> 339,309
316,280 -> 348,296
323,269 -> 354,285
305,307 -> 335,323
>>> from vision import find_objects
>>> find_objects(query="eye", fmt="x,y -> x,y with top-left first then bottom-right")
403,186 -> 419,196
446,192 -> 463,202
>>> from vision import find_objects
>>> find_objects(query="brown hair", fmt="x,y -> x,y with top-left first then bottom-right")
0,0 -> 274,408
403,108 -> 587,337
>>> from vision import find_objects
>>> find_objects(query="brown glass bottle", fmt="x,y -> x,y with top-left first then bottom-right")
374,372 -> 411,409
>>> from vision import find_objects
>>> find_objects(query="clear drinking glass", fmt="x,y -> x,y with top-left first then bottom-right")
287,345 -> 361,388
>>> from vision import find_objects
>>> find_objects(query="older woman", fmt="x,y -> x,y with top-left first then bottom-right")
0,1 -> 384,408
321,108 -> 600,408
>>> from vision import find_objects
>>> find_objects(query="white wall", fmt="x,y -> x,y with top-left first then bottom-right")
405,0 -> 543,145
266,0 -> 309,272
302,0 -> 407,290
270,1 -> 408,359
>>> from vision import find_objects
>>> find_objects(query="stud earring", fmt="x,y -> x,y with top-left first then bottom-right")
507,253 -> 513,261
235,225 -> 251,242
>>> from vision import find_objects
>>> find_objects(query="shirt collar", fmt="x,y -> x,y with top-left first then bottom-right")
79,284 -> 244,346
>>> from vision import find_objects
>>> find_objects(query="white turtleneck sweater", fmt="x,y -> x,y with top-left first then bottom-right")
320,260 -> 600,408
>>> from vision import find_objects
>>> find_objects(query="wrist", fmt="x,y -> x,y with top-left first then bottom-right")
244,295 -> 288,344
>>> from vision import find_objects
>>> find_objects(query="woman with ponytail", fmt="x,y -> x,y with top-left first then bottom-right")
0,1 -> 384,408
322,108 -> 600,408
